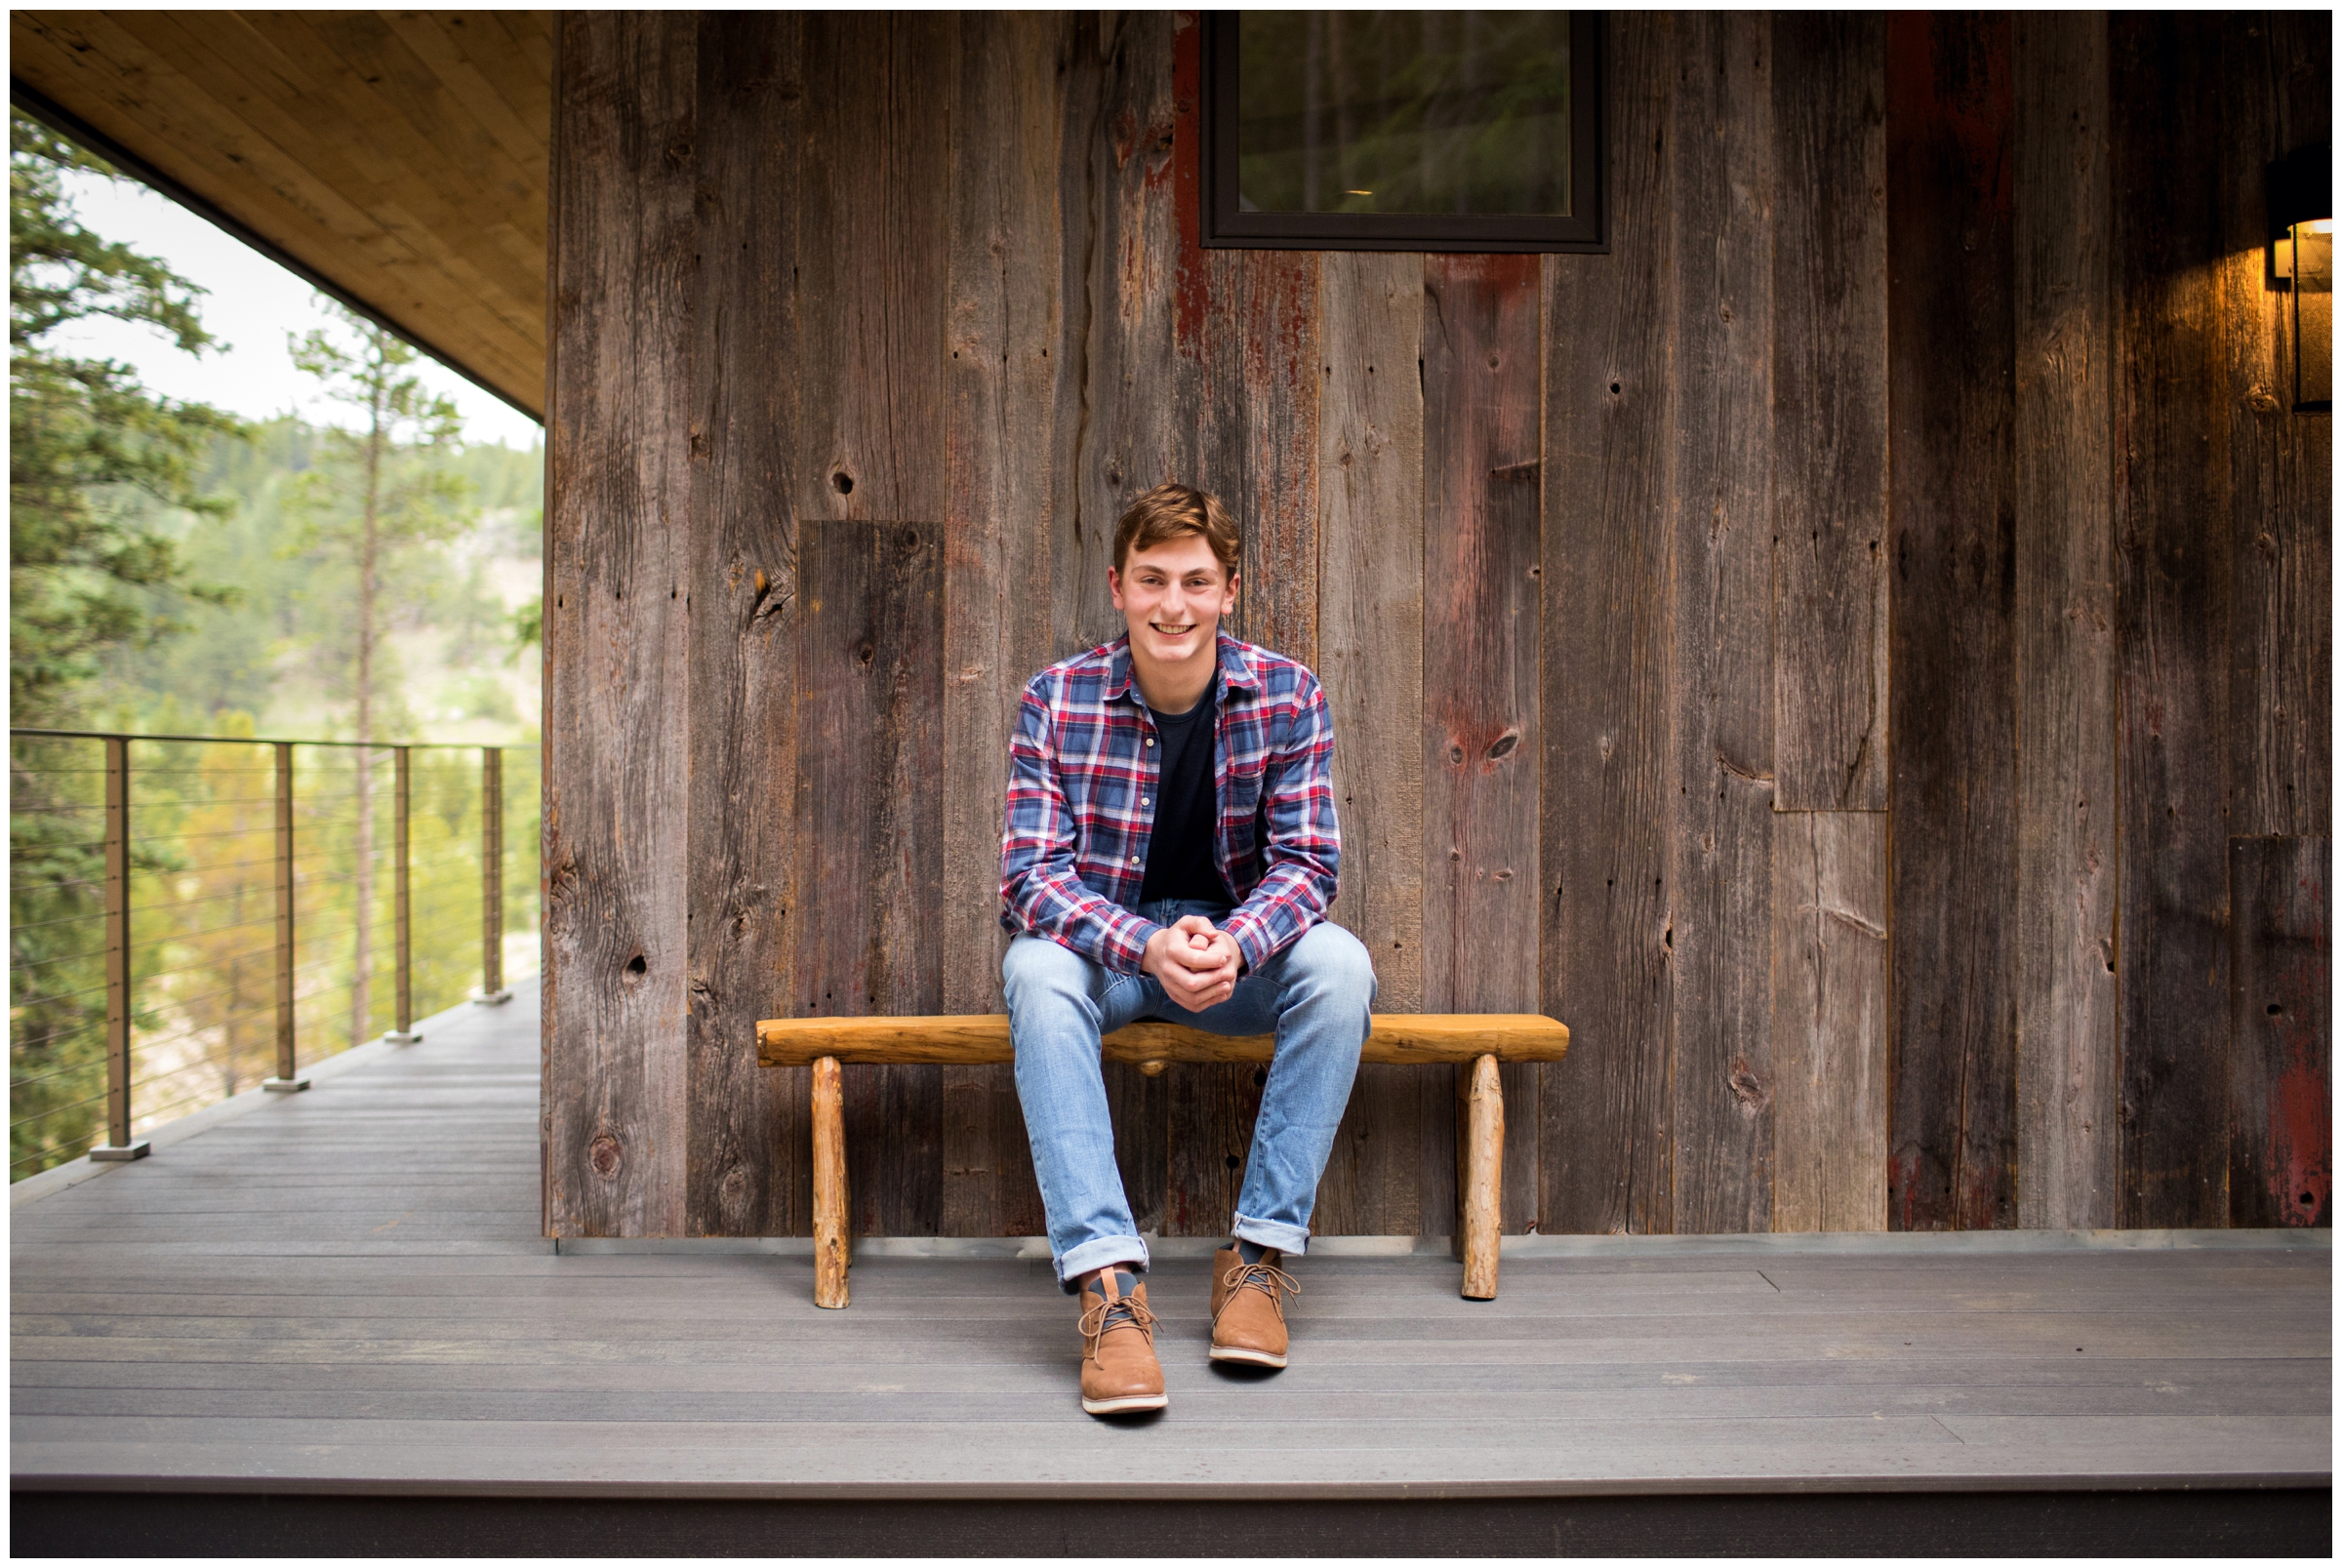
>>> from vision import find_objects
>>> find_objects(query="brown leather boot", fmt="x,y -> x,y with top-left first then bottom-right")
1210,1246 -> 1298,1368
1077,1266 -> 1166,1415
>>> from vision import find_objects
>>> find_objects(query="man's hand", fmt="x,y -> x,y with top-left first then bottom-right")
1143,914 -> 1244,1013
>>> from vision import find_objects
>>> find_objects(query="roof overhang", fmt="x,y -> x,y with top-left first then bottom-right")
11,10 -> 550,421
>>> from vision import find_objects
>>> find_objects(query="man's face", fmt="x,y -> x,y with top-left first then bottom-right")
1110,534 -> 1238,672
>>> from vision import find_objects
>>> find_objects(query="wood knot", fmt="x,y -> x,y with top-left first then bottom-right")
857,641 -> 875,666
1485,730 -> 1520,762
623,953 -> 647,986
588,1133 -> 623,1179
831,469 -> 854,495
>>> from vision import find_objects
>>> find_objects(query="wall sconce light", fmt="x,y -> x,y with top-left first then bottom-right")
2266,143 -> 2330,414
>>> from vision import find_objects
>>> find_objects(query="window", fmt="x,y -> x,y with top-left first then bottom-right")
1201,10 -> 1605,253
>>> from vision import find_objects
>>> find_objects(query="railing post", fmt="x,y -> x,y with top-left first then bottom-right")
475,746 -> 511,1004
90,735 -> 148,1161
385,745 -> 421,1044
264,742 -> 309,1092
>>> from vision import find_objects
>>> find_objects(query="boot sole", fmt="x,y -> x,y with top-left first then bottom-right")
1081,1391 -> 1168,1415
1209,1345 -> 1288,1368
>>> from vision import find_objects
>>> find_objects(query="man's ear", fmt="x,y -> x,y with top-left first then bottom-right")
1108,565 -> 1123,611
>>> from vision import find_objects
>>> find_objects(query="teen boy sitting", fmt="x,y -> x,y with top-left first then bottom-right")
998,482 -> 1375,1416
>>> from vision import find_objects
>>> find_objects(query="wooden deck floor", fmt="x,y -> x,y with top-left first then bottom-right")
11,979 -> 2329,1505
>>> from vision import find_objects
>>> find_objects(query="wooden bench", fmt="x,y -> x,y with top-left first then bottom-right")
756,1013 -> 1571,1308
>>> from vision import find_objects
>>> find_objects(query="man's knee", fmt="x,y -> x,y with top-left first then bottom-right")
1287,921 -> 1378,1007
1003,935 -> 1098,1016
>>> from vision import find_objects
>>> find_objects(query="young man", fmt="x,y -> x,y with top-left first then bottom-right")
998,483 -> 1375,1416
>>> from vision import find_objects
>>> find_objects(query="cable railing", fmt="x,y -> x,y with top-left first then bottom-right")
9,729 -> 542,1179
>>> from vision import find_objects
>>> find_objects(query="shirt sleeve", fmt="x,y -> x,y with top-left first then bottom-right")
998,678 -> 1163,974
1219,673 -> 1340,973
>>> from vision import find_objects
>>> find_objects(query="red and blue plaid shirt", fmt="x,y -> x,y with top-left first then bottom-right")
999,632 -> 1340,975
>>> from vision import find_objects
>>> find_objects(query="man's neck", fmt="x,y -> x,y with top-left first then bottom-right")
1128,637 -> 1218,715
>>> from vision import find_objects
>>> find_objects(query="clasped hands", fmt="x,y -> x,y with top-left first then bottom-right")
1141,914 -> 1244,1013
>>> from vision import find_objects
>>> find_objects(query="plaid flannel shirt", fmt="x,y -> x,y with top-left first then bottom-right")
998,632 -> 1340,975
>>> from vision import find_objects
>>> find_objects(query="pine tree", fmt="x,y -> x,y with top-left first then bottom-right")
287,302 -> 469,1044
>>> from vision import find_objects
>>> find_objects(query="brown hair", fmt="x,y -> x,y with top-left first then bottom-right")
1112,483 -> 1240,579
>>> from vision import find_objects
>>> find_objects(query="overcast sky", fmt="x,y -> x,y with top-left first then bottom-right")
45,166 -> 544,452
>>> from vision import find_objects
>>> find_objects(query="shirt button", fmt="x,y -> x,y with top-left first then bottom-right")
1141,796 -> 1150,807
1128,856 -> 1140,865
1146,738 -> 1155,746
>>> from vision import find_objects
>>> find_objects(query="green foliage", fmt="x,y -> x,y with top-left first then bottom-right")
9,113 -> 246,726
284,302 -> 474,743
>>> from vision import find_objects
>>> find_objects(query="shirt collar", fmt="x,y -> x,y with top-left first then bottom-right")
1103,631 -> 1261,706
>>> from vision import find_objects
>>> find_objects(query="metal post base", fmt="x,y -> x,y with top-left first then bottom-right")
89,1141 -> 150,1162
262,1076 -> 311,1093
472,988 -> 513,1006
384,1031 -> 424,1046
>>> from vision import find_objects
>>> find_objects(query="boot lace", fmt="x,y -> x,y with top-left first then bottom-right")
1216,1260 -> 1300,1323
1079,1289 -> 1159,1353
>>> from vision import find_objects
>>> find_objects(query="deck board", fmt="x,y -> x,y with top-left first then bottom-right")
12,977 -> 2329,1499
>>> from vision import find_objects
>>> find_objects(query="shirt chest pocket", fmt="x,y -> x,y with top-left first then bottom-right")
1222,756 -> 1268,821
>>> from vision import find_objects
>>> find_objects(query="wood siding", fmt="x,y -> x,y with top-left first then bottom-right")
546,12 -> 2331,1238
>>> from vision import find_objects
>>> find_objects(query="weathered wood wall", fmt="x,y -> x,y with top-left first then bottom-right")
544,11 -> 2331,1239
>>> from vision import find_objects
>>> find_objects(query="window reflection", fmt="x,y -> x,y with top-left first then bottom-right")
1236,12 -> 1574,218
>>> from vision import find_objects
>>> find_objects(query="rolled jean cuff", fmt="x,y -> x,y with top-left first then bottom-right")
1056,1233 -> 1151,1291
1232,1213 -> 1312,1256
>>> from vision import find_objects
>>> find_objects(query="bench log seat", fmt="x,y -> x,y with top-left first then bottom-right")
756,1013 -> 1571,1307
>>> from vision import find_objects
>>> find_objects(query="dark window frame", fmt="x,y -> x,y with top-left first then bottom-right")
1200,10 -> 1607,254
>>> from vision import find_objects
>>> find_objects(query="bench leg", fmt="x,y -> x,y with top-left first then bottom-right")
1457,1053 -> 1503,1301
812,1055 -> 850,1308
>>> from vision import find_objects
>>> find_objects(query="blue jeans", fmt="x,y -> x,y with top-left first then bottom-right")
1004,899 -> 1376,1287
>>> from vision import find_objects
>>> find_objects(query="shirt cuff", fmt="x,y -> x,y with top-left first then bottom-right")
1103,911 -> 1164,975
1220,908 -> 1274,974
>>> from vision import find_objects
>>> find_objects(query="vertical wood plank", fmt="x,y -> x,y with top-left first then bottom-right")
1424,252 -> 1543,1232
1163,1058 -> 1264,1240
543,12 -> 695,1237
683,11 -> 803,1238
1064,11 -> 1185,660
792,13 -> 950,525
1187,250 -> 1323,665
941,11 -> 1070,1237
2112,14 -> 2234,1227
1313,250 -> 1428,1235
2227,10 -> 2332,841
1772,811 -> 1890,1231
793,522 -> 946,1236
2228,836 -> 2330,1228
1667,12 -> 1777,1236
1884,12 -> 2019,1231
1773,14 -> 1889,813
1541,12 -> 1675,1236
2013,11 -> 2120,1229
